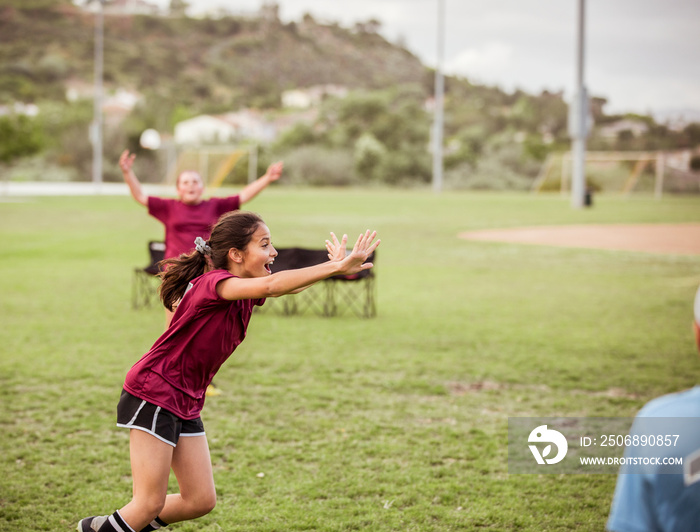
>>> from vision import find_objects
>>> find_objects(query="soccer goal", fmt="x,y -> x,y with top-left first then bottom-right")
531,151 -> 675,198
164,145 -> 259,190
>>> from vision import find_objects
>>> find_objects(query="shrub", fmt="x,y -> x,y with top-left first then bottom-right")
353,132 -> 386,182
0,113 -> 44,163
276,145 -> 356,186
690,155 -> 700,172
273,122 -> 317,151
377,149 -> 431,186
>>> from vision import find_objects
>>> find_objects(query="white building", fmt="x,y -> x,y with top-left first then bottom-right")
174,109 -> 277,145
281,85 -> 348,109
174,115 -> 238,145
0,102 -> 39,117
598,118 -> 649,139
282,90 -> 315,109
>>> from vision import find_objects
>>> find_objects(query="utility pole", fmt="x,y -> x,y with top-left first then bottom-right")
91,0 -> 104,186
432,0 -> 445,194
570,0 -> 588,208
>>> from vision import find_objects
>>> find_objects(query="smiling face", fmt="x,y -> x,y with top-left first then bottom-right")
176,171 -> 205,205
234,224 -> 277,278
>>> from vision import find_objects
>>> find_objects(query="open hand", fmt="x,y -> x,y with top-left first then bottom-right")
325,232 -> 348,261
265,161 -> 283,182
337,230 -> 380,276
119,150 -> 136,173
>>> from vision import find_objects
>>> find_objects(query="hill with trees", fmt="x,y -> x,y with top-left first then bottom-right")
1,0 -> 699,189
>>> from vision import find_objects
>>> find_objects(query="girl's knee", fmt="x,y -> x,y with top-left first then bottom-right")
195,492 -> 216,516
184,487 -> 216,518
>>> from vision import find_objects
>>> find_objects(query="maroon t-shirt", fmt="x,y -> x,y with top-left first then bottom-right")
123,269 -> 265,419
147,196 -> 241,259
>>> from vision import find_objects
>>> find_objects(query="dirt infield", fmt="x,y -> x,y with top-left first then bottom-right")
459,224 -> 700,255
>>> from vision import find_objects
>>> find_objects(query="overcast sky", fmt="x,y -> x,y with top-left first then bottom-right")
154,0 -> 700,122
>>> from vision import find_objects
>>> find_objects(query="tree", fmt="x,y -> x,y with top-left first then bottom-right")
354,132 -> 385,181
0,0 -> 71,8
690,155 -> 700,172
169,0 -> 189,16
684,123 -> 700,147
0,113 -> 43,164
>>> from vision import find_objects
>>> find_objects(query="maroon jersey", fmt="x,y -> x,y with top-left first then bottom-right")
147,196 -> 241,259
123,269 -> 265,419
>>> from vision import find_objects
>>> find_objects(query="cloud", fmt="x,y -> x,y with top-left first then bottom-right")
444,42 -> 514,83
152,0 -> 700,117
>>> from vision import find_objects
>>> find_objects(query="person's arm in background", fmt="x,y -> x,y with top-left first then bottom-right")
119,150 -> 148,207
238,161 -> 283,205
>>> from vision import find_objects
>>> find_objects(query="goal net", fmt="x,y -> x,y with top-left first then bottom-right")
532,151 -> 700,197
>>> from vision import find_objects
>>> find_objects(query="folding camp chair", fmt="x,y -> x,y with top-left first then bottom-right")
327,256 -> 376,318
261,248 -> 376,318
131,241 -> 165,309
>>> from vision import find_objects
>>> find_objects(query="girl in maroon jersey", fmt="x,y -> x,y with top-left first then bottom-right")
120,150 -> 283,395
77,211 -> 380,532
119,150 -> 283,263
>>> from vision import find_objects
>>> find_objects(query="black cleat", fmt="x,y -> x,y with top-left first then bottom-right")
77,515 -> 109,532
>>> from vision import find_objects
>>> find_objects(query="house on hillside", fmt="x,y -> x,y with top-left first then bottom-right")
597,118 -> 649,140
103,89 -> 142,127
281,85 -> 348,109
174,115 -> 238,145
65,82 -> 142,127
174,110 -> 277,145
65,79 -> 94,102
0,102 -> 39,117
174,108 -> 318,145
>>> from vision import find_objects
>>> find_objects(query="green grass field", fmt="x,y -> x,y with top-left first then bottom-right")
1,189 -> 699,531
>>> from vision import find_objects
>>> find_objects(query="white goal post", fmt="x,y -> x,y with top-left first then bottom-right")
163,145 -> 259,190
532,151 -> 667,199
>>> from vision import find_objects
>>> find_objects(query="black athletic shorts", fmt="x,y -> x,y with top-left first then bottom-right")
116,389 -> 205,447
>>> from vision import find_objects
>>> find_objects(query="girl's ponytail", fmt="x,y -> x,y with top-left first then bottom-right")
159,247 -> 209,311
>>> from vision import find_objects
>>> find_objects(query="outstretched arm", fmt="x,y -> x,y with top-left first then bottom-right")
217,230 -> 380,301
119,150 -> 148,206
288,232 -> 349,294
238,161 -> 283,205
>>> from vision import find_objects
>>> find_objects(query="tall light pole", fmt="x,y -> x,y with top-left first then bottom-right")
91,0 -> 104,186
570,0 -> 588,208
432,0 -> 445,194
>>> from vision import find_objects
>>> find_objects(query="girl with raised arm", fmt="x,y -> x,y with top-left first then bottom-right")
77,211 -> 380,532
120,151 -> 283,395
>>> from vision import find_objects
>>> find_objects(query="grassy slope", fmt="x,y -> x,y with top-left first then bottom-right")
0,8 -> 426,106
0,189 -> 699,531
